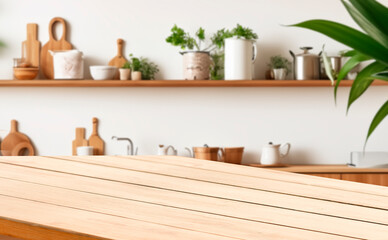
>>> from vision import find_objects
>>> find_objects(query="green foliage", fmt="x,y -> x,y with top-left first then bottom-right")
166,25 -> 204,50
210,51 -> 224,80
230,24 -> 258,40
126,54 -> 159,80
139,57 -> 159,80
290,0 -> 388,145
267,55 -> 291,72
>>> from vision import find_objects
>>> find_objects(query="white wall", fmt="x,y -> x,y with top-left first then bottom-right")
0,0 -> 387,164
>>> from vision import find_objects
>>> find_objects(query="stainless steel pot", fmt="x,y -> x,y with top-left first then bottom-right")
321,56 -> 342,79
290,47 -> 321,80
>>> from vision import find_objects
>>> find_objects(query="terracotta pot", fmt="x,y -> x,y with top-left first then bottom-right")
131,71 -> 142,81
182,51 -> 211,80
193,147 -> 220,161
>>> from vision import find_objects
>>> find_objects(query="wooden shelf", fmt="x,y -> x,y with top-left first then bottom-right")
0,79 -> 387,87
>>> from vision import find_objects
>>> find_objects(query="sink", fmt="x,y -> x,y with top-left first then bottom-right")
350,152 -> 388,168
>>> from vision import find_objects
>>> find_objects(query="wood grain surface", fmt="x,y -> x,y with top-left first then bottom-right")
40,17 -> 72,79
0,155 -> 387,240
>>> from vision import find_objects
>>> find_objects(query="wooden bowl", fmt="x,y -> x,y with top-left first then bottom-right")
13,67 -> 39,80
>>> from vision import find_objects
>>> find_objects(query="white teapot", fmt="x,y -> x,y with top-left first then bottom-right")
260,142 -> 291,165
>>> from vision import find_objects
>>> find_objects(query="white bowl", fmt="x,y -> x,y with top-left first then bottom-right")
90,66 -> 117,80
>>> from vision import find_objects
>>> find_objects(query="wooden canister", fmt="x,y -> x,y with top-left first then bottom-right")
193,147 -> 220,161
221,147 -> 244,164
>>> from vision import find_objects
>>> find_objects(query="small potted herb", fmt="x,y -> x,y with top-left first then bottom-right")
166,25 -> 211,80
119,62 -> 131,80
124,54 -> 159,81
267,55 -> 291,80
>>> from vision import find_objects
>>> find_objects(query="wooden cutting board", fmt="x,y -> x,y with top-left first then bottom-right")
1,120 -> 35,156
108,38 -> 127,79
88,118 -> 104,155
72,128 -> 88,155
22,23 -> 41,67
40,17 -> 73,79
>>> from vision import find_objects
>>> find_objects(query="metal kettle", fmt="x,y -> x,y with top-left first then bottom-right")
290,47 -> 321,80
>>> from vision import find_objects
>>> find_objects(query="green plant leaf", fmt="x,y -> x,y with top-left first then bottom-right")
349,0 -> 388,36
321,50 -> 335,84
196,27 -> 205,41
342,0 -> 388,49
334,51 -> 371,102
372,71 -> 388,81
347,61 -> 387,112
365,100 -> 388,146
290,20 -> 388,65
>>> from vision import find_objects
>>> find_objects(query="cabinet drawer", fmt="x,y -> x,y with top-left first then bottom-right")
341,173 -> 388,186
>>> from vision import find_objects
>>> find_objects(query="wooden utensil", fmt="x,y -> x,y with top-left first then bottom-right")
22,23 -> 41,67
1,120 -> 35,156
72,128 -> 88,155
40,17 -> 73,79
88,118 -> 104,155
108,39 -> 127,79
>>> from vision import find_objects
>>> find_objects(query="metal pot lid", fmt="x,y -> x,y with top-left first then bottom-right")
296,47 -> 319,57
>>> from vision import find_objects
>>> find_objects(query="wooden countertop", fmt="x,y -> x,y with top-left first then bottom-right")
248,164 -> 388,173
0,156 -> 387,239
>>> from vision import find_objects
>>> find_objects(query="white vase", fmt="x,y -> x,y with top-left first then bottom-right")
273,68 -> 287,80
119,68 -> 131,80
131,71 -> 142,81
224,38 -> 257,80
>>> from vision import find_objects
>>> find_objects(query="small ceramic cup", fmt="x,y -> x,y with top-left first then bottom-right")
119,68 -> 131,80
77,146 -> 94,156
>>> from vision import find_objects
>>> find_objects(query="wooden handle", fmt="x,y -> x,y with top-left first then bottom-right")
10,120 -> 18,133
92,117 -> 98,135
49,17 -> 67,41
117,39 -> 123,57
27,23 -> 38,40
75,128 -> 85,138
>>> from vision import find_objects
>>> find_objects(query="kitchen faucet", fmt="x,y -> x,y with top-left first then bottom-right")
111,136 -> 136,155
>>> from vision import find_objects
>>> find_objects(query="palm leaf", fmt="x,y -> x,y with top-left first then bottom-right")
365,100 -> 388,146
347,61 -> 387,112
372,71 -> 388,81
343,0 -> 388,48
290,20 -> 388,65
334,51 -> 371,102
350,0 -> 388,34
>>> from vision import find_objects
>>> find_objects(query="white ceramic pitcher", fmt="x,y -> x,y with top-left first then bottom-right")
260,142 -> 291,165
224,38 -> 257,80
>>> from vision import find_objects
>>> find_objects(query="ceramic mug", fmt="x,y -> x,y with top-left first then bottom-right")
193,147 -> 221,161
77,146 -> 94,156
220,147 -> 244,164
224,38 -> 257,80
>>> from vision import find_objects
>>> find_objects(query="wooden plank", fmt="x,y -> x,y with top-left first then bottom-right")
0,195 -> 234,240
48,155 -> 388,209
342,174 -> 388,186
248,164 -> 388,173
0,80 -> 387,87
0,158 -> 387,239
0,178 -> 354,240
123,155 -> 388,197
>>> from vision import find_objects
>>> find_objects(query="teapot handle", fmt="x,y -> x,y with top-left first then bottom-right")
280,143 -> 291,158
218,148 -> 225,162
252,43 -> 257,63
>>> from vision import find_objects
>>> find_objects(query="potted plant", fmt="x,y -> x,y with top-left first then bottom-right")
119,62 -> 131,80
124,54 -> 159,81
267,55 -> 291,80
290,0 -> 388,145
166,25 -> 211,80
224,24 -> 258,80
